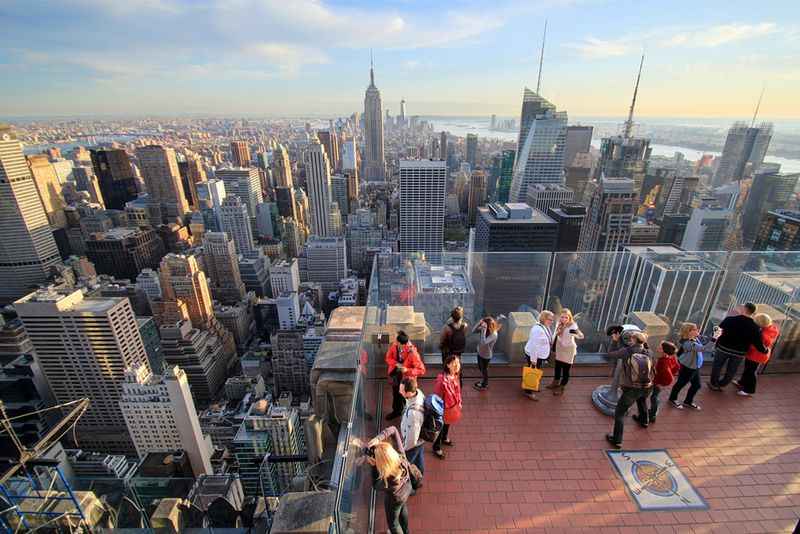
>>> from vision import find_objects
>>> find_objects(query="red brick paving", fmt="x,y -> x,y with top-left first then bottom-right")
377,375 -> 800,533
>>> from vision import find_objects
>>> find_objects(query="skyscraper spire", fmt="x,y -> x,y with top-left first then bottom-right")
369,49 -> 375,87
536,19 -> 547,94
623,53 -> 645,139
751,85 -> 766,127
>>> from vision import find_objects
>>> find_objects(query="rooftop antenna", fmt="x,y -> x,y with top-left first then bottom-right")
623,52 -> 645,139
536,19 -> 547,94
750,85 -> 766,127
369,49 -> 375,86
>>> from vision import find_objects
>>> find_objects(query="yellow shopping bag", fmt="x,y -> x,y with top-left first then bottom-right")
522,366 -> 543,391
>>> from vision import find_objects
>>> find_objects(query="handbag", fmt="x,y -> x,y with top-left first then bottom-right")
522,366 -> 543,391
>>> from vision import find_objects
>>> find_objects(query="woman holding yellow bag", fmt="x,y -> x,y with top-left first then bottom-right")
522,310 -> 555,401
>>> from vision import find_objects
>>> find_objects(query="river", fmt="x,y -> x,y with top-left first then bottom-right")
424,116 -> 800,173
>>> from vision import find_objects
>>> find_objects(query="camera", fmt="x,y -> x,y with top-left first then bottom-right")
362,446 -> 375,458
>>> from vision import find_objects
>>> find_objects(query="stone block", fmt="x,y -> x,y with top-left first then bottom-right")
504,312 -> 536,365
270,491 -> 334,534
629,311 -> 670,349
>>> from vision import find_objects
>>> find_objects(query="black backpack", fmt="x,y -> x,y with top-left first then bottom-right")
411,394 -> 444,442
447,323 -> 467,353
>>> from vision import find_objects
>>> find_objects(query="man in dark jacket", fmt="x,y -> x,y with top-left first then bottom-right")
606,331 -> 653,448
709,303 -> 768,391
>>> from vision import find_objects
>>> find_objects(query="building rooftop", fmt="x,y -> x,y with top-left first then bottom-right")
745,272 -> 800,294
414,263 -> 473,294
769,209 -> 800,223
89,227 -> 142,240
481,204 -> 555,224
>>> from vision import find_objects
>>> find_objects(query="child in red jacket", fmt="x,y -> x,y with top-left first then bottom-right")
635,341 -> 679,427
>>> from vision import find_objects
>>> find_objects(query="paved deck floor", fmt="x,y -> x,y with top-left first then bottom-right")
378,374 -> 800,533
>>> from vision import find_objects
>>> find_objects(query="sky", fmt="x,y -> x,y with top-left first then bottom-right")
1,0 -> 799,119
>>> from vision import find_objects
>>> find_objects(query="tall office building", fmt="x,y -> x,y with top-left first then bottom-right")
305,236 -> 347,294
272,144 -> 293,188
363,59 -> 386,181
331,174 -> 349,217
85,227 -> 165,281
73,166 -> 105,207
272,330 -> 310,400
346,209 -> 385,276
565,152 -> 593,203
509,89 -> 568,202
275,186 -> 297,220
136,145 -> 190,225
467,170 -> 487,227
89,148 -> 138,210
713,122 -> 773,186
440,131 -> 449,164
220,196 -> 256,256
496,149 -> 515,203
15,288 -> 149,454
564,125 -> 593,167
230,141 -> 251,168
466,133 -> 478,170
578,177 -> 636,253
657,213 -> 690,246
741,171 -> 799,246
215,167 -> 263,218
305,138 -> 333,237
547,203 -> 586,251
317,130 -> 340,173
238,249 -> 271,297
753,209 -> 800,251
261,406 -> 304,494
594,136 -> 651,200
0,126 -> 62,304
157,253 -> 216,330
525,183 -> 575,214
120,364 -> 213,477
399,160 -> 447,262
26,154 -> 67,229
472,203 -> 557,317
202,232 -> 246,305
681,201 -> 732,251
270,259 -> 300,297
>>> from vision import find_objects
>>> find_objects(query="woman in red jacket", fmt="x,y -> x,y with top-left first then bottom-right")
736,313 -> 779,397
433,354 -> 462,459
385,331 -> 426,420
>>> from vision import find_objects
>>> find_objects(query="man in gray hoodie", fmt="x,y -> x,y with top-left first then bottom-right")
399,377 -> 426,476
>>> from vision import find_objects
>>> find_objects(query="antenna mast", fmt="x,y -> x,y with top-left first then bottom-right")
369,49 -> 374,86
536,19 -> 547,94
751,85 -> 765,127
623,53 -> 645,139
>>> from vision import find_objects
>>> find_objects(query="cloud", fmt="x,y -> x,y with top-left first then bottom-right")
566,21 -> 782,60
72,0 -> 183,15
242,43 -> 330,76
563,37 -> 631,59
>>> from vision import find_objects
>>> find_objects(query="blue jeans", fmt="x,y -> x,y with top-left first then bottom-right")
406,444 -> 425,476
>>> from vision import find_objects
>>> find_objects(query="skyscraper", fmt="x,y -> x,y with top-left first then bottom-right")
272,330 -> 310,400
272,144 -> 294,189
15,288 -> 149,454
564,125 -> 593,167
440,131 -> 448,163
305,138 -> 333,237
547,203 -> 587,251
713,122 -> 773,186
305,236 -> 347,294
230,141 -> 251,168
509,89 -> 568,202
89,148 -> 138,210
399,160 -> 447,262
26,154 -> 67,229
525,183 -> 575,214
331,174 -> 349,217
0,125 -> 62,304
578,177 -> 636,253
681,201 -> 732,251
467,170 -> 487,227
220,196 -> 256,256
270,259 -> 300,296
202,232 -> 247,305
753,209 -> 800,251
496,149 -> 515,203
120,364 -> 213,477
136,145 -> 190,225
157,253 -> 216,330
466,133 -> 478,170
363,57 -> 386,182
317,129 -> 340,173
741,171 -> 799,246
85,227 -> 165,281
215,167 -> 263,218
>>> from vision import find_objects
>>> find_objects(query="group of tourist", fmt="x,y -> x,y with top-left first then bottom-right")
366,303 -> 780,533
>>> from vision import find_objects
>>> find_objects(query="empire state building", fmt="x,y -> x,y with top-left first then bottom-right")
363,59 -> 385,182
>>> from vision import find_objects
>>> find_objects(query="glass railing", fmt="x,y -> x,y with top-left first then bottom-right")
331,248 -> 800,533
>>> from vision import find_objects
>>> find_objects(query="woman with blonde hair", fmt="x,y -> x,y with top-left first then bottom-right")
366,426 -> 418,534
548,308 -> 584,396
472,316 -> 501,391
736,313 -> 779,397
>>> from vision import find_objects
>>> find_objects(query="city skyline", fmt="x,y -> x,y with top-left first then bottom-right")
1,1 -> 799,118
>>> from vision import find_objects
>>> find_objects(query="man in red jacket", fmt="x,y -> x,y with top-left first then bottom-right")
385,331 -> 426,420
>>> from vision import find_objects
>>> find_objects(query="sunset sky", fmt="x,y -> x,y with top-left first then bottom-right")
1,0 -> 799,119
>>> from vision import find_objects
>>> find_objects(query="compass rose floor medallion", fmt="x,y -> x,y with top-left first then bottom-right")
606,449 -> 708,511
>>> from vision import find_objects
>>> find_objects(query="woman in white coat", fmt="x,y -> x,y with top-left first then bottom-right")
523,310 -> 555,401
547,308 -> 584,396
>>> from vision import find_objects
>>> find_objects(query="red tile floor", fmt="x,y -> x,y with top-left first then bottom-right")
377,374 -> 800,533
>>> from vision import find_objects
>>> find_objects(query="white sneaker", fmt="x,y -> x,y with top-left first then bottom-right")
737,390 -> 752,397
